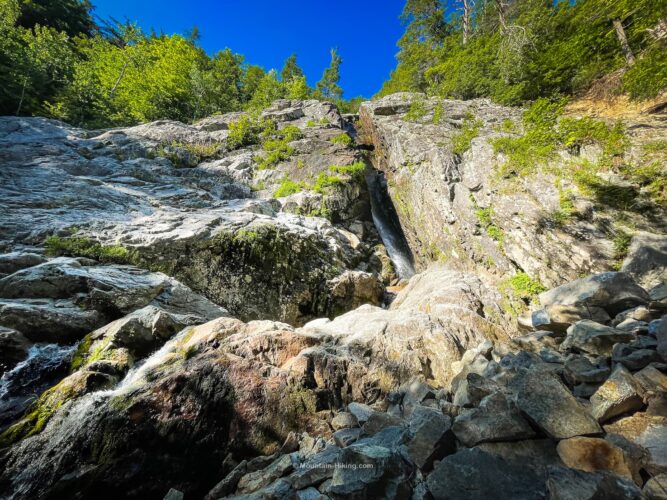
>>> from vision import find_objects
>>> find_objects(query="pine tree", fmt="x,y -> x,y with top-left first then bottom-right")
280,53 -> 304,83
316,48 -> 343,101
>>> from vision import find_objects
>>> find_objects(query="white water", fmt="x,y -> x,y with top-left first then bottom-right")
367,171 -> 415,279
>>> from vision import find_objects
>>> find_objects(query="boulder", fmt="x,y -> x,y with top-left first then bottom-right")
546,466 -> 644,499
287,446 -> 342,491
605,413 -> 667,475
237,453 -> 296,493
563,354 -> 610,385
657,317 -> 667,362
332,428 -> 361,447
476,439 -> 563,467
0,326 -> 30,373
452,393 -> 536,447
613,343 -> 662,371
452,372 -> 501,407
347,403 -> 373,425
361,412 -> 404,436
561,320 -> 635,356
590,365 -> 645,422
0,252 -> 46,277
512,367 -> 602,439
539,272 -> 650,318
643,473 -> 667,500
621,232 -> 667,290
556,437 -> 633,479
634,365 -> 667,394
406,405 -> 455,470
331,411 -> 358,431
206,461 -> 248,499
426,448 -> 547,500
327,443 -> 412,499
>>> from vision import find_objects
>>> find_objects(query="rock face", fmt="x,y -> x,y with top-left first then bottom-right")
359,93 -> 666,289
0,96 -> 665,499
0,101 -> 382,326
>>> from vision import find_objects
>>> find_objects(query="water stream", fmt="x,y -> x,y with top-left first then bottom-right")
366,170 -> 415,280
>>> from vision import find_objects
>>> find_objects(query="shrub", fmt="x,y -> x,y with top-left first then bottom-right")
452,113 -> 483,156
274,179 -> 305,197
255,139 -> 294,169
45,235 -> 135,264
313,172 -> 344,193
227,115 -> 273,150
432,102 -> 445,124
622,46 -> 667,101
331,133 -> 353,146
405,96 -> 428,122
507,272 -> 546,299
329,161 -> 365,180
279,124 -> 303,142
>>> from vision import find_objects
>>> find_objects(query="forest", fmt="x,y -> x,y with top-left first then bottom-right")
1,0 -> 666,129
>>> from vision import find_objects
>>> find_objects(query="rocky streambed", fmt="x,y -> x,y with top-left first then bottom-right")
0,96 -> 665,499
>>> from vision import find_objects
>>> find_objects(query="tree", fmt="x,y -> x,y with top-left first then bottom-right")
285,75 -> 311,99
316,48 -> 343,101
247,69 -> 284,109
241,64 -> 266,103
280,53 -> 304,83
16,0 -> 95,36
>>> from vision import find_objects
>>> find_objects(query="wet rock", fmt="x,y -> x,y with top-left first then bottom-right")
512,367 -> 602,439
331,412 -> 357,430
539,272 -> 651,318
546,466 -> 644,499
556,437 -> 633,479
605,413 -> 667,475
561,320 -> 635,356
426,448 -> 547,500
406,405 -> 455,470
452,392 -> 535,447
0,252 -> 46,277
643,473 -> 667,500
163,488 -> 184,500
590,365 -> 645,422
0,326 -> 30,373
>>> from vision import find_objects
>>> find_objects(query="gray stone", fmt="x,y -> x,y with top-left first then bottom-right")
332,428 -> 361,448
452,392 -> 535,447
362,412 -> 405,436
237,454 -> 296,493
634,365 -> 667,394
658,317 -> 667,362
546,466 -> 644,500
476,439 -> 562,467
540,272 -> 650,317
613,344 -> 662,371
347,402 -> 373,424
0,326 -> 31,373
287,446 -> 341,491
643,473 -> 667,500
590,365 -> 645,423
563,354 -> 610,385
452,372 -> 500,407
512,367 -> 602,439
561,320 -> 635,356
207,460 -> 247,499
163,488 -> 184,500
426,448 -> 547,500
406,405 -> 455,470
605,413 -> 667,475
331,411 -> 357,430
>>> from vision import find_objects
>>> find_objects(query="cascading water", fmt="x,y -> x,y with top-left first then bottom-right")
366,170 -> 415,279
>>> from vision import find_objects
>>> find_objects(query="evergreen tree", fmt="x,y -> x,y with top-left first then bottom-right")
280,53 -> 304,83
316,48 -> 343,101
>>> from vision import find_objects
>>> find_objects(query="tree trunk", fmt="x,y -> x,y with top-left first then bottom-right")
612,18 -> 636,66
463,0 -> 471,45
495,0 -> 507,33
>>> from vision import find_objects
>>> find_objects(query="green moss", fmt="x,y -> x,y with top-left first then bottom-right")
474,206 -> 504,243
505,272 -> 546,301
45,235 -> 137,265
452,113 -> 483,156
306,120 -> 317,128
331,133 -> 353,146
70,333 -> 93,371
280,125 -> 303,142
274,178 -> 306,198
550,188 -> 577,226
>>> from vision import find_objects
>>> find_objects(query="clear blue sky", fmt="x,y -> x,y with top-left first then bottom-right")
91,0 -> 406,98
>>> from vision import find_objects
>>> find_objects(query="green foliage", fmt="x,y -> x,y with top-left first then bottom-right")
451,113 -> 483,156
506,272 -> 547,300
432,101 -> 444,124
492,98 -> 626,178
613,230 -> 632,262
274,179 -> 306,198
279,125 -> 303,142
405,96 -> 428,121
316,48 -> 343,101
329,161 -> 366,180
313,172 -> 344,193
227,114 -> 270,150
381,0 -> 666,103
330,133 -> 353,146
256,139 -> 294,170
45,235 -> 136,264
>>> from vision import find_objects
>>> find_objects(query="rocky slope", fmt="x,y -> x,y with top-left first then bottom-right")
0,96 -> 665,499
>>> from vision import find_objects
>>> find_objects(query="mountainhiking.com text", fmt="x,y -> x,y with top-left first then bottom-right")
297,463 -> 375,470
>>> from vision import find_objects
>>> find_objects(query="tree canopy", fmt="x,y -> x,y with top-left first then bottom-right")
380,0 -> 667,104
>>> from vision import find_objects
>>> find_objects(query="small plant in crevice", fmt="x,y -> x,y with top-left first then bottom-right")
451,112 -> 483,157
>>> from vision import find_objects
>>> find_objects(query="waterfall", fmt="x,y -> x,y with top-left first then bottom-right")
366,170 -> 415,279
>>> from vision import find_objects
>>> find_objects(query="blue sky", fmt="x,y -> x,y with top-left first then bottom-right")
91,0 -> 406,98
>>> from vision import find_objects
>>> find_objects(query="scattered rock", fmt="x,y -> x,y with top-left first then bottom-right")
331,411 -> 357,431
643,473 -> 667,500
546,466 -> 644,499
556,437 -> 633,479
512,367 -> 602,439
561,320 -> 635,356
605,413 -> 667,475
452,392 -> 535,447
407,405 -> 455,470
590,365 -> 645,423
